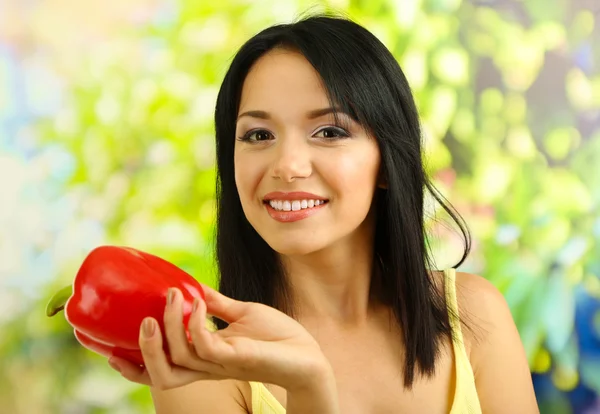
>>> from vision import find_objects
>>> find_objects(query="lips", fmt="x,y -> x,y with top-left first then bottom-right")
262,191 -> 329,223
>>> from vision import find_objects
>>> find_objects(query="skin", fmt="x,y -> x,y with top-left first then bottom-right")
234,48 -> 383,324
108,49 -> 540,413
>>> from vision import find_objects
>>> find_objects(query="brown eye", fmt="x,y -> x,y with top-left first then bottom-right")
238,129 -> 274,142
254,131 -> 272,141
314,127 -> 350,140
322,129 -> 337,138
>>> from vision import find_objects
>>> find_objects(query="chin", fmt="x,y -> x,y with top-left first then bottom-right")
263,236 -> 328,257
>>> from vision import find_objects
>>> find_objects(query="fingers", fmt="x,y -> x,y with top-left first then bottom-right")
163,289 -> 224,373
188,294 -> 233,365
163,288 -> 193,362
109,288 -> 233,390
108,356 -> 152,386
108,349 -> 218,390
139,317 -> 174,381
137,316 -> 221,390
201,284 -> 247,323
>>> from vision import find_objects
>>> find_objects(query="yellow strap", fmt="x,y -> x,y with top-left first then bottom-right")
249,382 -> 285,414
444,268 -> 483,414
444,268 -> 469,365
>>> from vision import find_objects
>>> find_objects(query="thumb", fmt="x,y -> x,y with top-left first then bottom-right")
201,284 -> 246,323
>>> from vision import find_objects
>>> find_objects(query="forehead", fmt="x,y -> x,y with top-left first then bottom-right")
238,49 -> 331,112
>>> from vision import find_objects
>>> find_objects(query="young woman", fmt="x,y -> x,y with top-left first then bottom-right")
108,15 -> 539,413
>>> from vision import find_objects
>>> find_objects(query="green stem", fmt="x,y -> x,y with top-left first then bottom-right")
46,285 -> 73,317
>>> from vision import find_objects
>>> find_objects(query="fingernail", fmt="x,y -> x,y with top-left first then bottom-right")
142,318 -> 155,338
192,298 -> 199,313
167,288 -> 175,305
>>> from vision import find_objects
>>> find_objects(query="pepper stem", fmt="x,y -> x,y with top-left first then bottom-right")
46,285 -> 73,317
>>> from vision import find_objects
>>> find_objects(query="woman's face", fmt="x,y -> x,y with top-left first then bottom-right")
234,49 -> 382,256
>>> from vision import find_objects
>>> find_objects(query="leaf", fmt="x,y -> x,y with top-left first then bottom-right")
542,270 -> 576,355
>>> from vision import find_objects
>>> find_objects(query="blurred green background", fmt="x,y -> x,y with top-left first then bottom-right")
0,0 -> 599,413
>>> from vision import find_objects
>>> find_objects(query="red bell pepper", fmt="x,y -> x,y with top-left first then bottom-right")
46,245 -> 205,366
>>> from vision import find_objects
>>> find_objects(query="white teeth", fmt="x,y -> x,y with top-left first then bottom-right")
267,199 -> 327,212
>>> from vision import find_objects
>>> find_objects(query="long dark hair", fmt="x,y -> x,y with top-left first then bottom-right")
213,13 -> 471,388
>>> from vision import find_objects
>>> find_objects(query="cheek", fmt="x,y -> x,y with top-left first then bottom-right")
234,152 -> 264,204
234,153 -> 252,202
326,148 -> 380,202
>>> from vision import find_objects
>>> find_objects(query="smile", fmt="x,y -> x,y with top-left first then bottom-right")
267,199 -> 328,211
263,199 -> 329,223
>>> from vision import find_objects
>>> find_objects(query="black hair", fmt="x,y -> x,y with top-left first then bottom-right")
213,13 -> 471,388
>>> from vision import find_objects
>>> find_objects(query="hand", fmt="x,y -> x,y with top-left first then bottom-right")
107,285 -> 331,392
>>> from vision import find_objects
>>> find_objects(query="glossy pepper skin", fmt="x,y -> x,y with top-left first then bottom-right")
47,246 -> 205,366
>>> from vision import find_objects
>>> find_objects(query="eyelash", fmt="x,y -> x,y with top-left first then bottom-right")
236,126 -> 350,143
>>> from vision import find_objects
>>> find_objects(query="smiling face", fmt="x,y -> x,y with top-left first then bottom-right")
234,49 -> 382,257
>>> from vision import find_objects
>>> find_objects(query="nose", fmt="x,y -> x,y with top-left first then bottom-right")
270,135 -> 312,182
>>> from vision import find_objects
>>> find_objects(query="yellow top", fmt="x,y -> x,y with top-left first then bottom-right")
248,268 -> 482,414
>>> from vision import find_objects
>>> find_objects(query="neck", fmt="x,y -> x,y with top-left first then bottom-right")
281,241 -> 384,328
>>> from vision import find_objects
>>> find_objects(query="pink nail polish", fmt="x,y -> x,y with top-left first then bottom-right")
143,318 -> 155,338
167,288 -> 175,305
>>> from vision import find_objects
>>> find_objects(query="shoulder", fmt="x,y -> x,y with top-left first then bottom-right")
454,271 -> 507,320
432,269 -> 506,325
431,270 -> 505,355
450,271 -> 539,412
451,271 -> 512,358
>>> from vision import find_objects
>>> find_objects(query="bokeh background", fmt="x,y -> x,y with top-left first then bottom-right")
1,0 -> 599,413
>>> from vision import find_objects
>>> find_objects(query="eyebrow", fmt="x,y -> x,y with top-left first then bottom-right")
237,107 -> 347,121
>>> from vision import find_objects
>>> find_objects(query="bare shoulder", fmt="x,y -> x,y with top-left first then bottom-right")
430,270 -> 502,355
151,379 -> 250,414
451,271 -> 540,413
432,270 -> 503,321
451,271 -> 514,357
454,271 -> 507,322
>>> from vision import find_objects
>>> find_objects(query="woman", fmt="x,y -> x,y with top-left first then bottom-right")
108,15 -> 539,413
